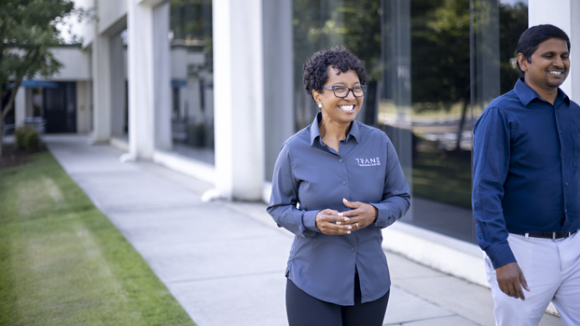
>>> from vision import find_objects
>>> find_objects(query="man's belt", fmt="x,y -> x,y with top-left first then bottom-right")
516,231 -> 578,240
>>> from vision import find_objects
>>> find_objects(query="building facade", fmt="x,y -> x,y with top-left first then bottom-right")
12,0 -> 580,292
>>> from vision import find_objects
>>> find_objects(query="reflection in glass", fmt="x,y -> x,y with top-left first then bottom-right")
292,0 -> 382,131
498,1 -> 528,95
110,30 -> 128,139
292,0 -> 527,243
170,0 -> 214,164
383,0 -> 526,243
380,0 -> 476,242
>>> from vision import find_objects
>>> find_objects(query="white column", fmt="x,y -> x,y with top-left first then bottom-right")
76,81 -> 90,134
528,1 -> 578,316
529,0 -> 577,100
153,2 -> 172,151
14,87 -> 26,128
91,32 -> 112,143
126,0 -> 156,160
571,1 -> 580,102
213,0 -> 264,201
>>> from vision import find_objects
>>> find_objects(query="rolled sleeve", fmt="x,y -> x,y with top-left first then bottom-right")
472,107 -> 515,269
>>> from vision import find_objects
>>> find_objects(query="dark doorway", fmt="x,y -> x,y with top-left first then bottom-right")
1,88 -> 15,135
43,82 -> 76,133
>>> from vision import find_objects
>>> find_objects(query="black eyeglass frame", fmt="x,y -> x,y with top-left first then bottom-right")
322,85 -> 367,98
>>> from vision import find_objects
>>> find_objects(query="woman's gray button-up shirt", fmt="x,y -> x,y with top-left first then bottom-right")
267,113 -> 410,306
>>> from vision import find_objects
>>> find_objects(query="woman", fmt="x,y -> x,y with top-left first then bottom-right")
267,47 -> 411,326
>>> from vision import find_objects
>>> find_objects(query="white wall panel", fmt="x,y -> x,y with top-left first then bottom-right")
98,0 -> 128,35
529,0 -> 576,98
50,47 -> 91,80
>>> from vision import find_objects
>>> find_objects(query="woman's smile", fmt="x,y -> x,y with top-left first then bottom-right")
338,104 -> 356,112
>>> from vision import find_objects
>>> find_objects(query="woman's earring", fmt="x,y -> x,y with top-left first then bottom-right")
318,103 -> 322,109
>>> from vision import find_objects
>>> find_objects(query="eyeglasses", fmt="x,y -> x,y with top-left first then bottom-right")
322,85 -> 367,98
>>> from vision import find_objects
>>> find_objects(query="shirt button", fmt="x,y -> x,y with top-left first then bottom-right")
342,181 -> 346,185
339,159 -> 343,163
566,182 -> 569,186
565,209 -> 568,213
559,130 -> 562,133
351,248 -> 355,252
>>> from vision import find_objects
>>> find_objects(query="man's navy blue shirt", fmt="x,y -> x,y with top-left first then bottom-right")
267,113 -> 410,306
473,79 -> 580,269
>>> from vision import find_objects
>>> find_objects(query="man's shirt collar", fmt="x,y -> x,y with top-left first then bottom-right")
515,78 -> 570,107
309,112 -> 360,146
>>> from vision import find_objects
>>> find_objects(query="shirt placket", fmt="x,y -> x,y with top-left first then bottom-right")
339,143 -> 358,274
554,101 -> 569,224
336,139 -> 351,198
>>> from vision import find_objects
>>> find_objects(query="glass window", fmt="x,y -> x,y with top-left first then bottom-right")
390,0 -> 475,242
293,0 -> 382,131
111,30 -> 128,138
498,0 -> 528,95
292,0 -> 527,244
170,0 -> 214,164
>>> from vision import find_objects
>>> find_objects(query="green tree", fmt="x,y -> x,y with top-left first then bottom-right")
411,0 -> 470,110
0,0 -> 86,157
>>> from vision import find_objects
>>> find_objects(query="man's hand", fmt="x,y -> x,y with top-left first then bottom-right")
338,198 -> 378,231
496,262 -> 530,300
315,209 -> 353,235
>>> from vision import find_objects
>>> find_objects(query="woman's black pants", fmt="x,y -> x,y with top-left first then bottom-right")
285,275 -> 390,326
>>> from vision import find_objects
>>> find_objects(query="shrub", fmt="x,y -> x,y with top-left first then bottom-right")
14,126 -> 41,151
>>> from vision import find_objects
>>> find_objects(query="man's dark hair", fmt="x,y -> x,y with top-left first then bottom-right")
303,46 -> 366,99
517,24 -> 571,78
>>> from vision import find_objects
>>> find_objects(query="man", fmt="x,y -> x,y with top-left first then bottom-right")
473,24 -> 580,326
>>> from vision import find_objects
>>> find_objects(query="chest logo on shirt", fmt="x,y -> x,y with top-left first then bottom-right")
355,157 -> 381,167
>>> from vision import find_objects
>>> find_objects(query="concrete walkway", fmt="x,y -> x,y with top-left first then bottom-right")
43,135 -> 562,326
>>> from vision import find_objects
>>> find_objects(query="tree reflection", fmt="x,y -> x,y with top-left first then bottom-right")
409,0 -> 526,208
499,2 -> 527,94
291,0 -> 527,210
170,0 -> 213,71
292,0 -> 382,130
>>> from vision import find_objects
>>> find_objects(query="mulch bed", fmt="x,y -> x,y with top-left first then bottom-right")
0,144 -> 47,170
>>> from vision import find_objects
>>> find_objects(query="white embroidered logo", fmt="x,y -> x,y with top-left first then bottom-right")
355,157 -> 381,167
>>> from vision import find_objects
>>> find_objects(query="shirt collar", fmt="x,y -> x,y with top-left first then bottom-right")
309,112 -> 361,146
515,78 -> 571,107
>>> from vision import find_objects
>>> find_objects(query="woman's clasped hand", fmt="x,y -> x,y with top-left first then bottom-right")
315,198 -> 379,235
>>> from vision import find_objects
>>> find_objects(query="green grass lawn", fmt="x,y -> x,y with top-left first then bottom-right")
0,151 -> 196,326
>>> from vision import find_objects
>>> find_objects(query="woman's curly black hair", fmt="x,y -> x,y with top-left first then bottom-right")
303,46 -> 367,99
